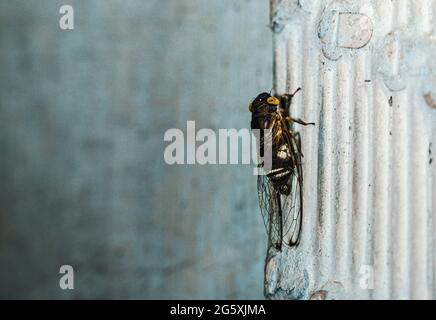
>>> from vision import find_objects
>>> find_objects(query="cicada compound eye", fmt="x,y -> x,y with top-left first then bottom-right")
267,96 -> 280,106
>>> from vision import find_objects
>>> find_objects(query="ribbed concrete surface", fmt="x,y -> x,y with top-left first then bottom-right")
267,0 -> 436,300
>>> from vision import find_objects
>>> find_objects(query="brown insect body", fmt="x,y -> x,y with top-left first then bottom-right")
249,89 -> 314,250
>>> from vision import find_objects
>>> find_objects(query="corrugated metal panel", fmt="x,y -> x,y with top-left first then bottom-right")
266,0 -> 436,300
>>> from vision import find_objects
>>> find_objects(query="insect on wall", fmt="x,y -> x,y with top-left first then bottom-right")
249,88 -> 314,251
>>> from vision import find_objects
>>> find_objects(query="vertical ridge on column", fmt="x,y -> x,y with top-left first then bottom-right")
334,58 -> 353,295
433,126 -> 436,298
390,90 -> 412,299
371,81 -> 392,299
351,50 -> 371,299
315,58 -> 337,288
410,87 -> 430,299
286,25 -> 303,117
301,13 -> 321,289
371,0 -> 394,300
427,121 -> 434,300
273,33 -> 287,95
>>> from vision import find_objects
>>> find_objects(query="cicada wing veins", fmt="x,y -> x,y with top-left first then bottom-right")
281,170 -> 303,247
257,174 -> 282,250
281,132 -> 303,247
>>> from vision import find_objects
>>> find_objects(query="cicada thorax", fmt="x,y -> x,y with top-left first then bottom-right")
252,105 -> 295,195
266,112 -> 296,196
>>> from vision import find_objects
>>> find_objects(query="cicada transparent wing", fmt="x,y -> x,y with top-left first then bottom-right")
280,174 -> 303,246
257,174 -> 282,249
256,131 -> 303,249
281,131 -> 303,247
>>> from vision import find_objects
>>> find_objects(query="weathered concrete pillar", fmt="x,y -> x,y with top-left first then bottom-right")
267,0 -> 436,300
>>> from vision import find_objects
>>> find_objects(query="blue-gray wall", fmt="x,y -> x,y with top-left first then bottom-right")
0,0 -> 272,298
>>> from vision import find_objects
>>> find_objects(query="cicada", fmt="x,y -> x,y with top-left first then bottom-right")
249,88 -> 314,250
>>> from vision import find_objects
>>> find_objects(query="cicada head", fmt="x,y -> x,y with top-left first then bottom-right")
249,92 -> 280,112
249,92 -> 281,130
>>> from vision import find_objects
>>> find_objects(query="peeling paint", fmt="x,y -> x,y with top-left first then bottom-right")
266,269 -> 309,300
264,250 -> 280,297
310,290 -> 327,300
337,13 -> 372,49
271,0 -> 310,33
424,93 -> 436,109
376,29 -> 436,93
318,1 -> 373,60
